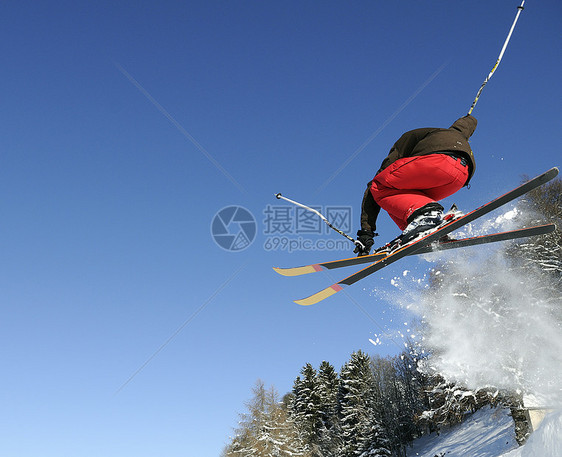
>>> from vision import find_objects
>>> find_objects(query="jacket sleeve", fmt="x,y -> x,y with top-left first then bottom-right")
450,115 -> 477,139
360,182 -> 381,233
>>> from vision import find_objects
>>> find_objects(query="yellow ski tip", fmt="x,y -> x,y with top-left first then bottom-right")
273,264 -> 323,277
294,284 -> 344,306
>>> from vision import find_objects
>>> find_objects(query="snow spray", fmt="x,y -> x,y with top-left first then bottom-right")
385,207 -> 561,405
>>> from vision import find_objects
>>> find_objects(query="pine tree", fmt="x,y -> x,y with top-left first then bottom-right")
392,351 -> 432,449
224,380 -> 307,456
339,351 -> 391,457
316,361 -> 341,456
370,353 -> 420,457
290,364 -> 323,456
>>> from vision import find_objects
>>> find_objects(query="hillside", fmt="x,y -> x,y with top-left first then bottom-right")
407,407 -> 561,457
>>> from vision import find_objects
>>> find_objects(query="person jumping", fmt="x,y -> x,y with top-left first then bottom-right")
355,115 -> 477,256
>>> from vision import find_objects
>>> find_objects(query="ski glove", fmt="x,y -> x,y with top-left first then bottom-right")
354,230 -> 375,256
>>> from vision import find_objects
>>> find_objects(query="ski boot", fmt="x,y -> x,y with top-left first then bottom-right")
400,202 -> 445,244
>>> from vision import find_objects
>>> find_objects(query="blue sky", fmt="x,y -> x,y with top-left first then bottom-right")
1,1 -> 560,456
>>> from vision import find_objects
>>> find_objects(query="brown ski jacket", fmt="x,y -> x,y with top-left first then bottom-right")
360,115 -> 477,233
378,114 -> 477,179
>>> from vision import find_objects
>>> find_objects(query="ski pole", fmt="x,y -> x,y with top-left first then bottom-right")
274,193 -> 365,250
468,0 -> 525,115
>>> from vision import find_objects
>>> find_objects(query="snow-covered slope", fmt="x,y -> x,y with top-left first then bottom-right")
503,410 -> 562,457
408,407 -> 517,457
407,407 -> 562,457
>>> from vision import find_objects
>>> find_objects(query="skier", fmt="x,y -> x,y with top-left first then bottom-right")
355,115 -> 478,256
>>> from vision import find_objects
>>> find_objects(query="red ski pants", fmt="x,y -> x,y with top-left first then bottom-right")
370,154 -> 469,230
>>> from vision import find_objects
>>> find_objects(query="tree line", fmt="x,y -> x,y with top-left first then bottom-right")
222,350 -> 512,457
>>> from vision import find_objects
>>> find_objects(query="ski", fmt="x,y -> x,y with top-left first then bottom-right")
415,224 -> 555,253
273,224 -> 555,277
279,167 -> 558,305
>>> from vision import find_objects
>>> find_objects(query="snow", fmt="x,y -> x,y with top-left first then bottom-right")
523,393 -> 549,409
480,208 -> 520,233
518,411 -> 562,457
395,208 -> 562,403
494,208 -> 519,224
408,407 -> 562,457
408,407 -> 517,457
381,203 -> 562,457
369,337 -> 382,346
412,252 -> 562,399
